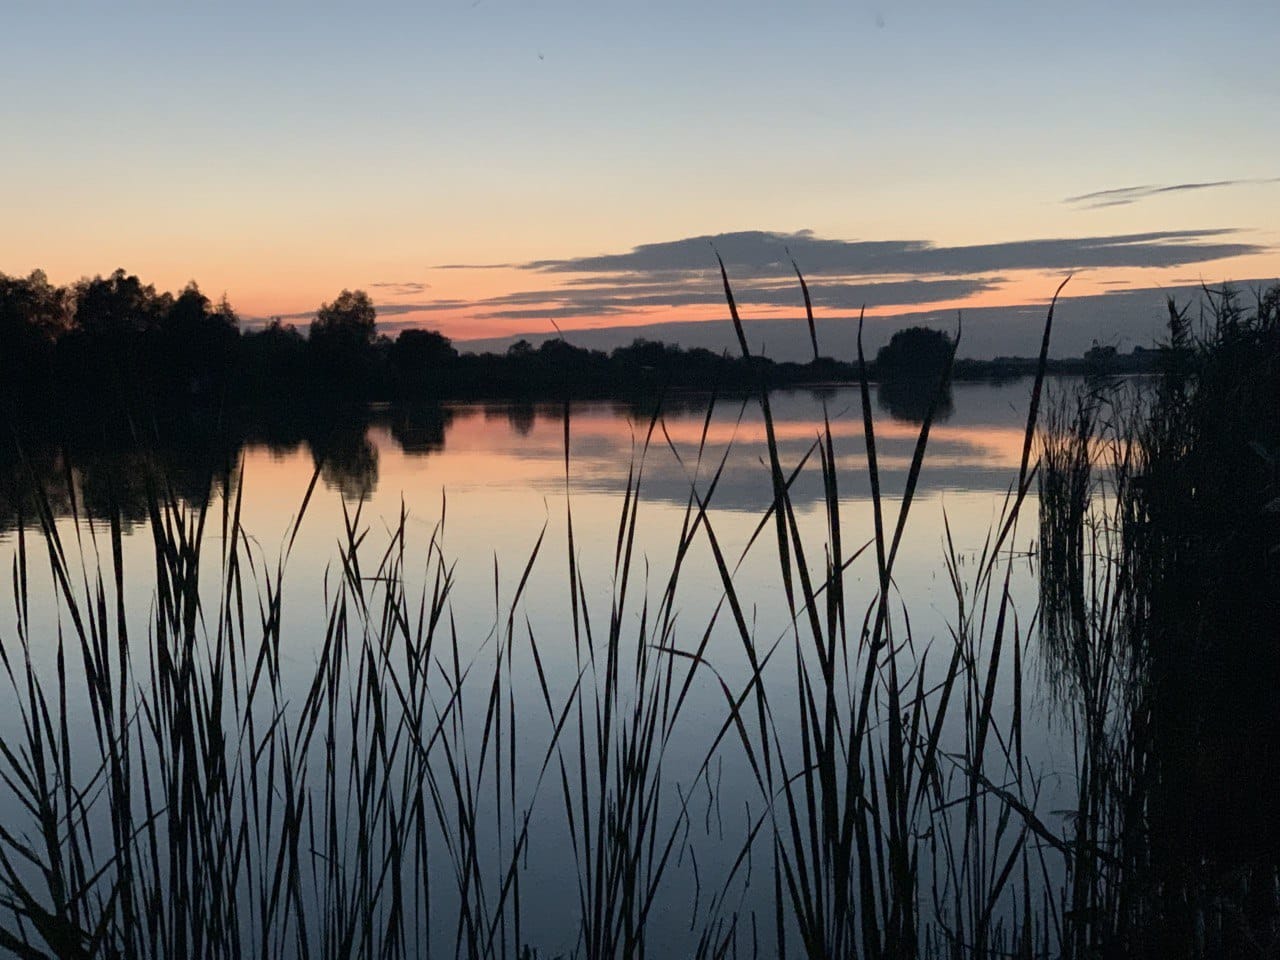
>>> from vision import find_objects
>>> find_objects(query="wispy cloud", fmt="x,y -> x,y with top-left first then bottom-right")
480,305 -> 631,320
270,299 -> 471,322
1065,178 -> 1280,209
369,280 -> 431,295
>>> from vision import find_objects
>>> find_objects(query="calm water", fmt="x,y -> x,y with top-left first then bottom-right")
0,379 -> 1079,955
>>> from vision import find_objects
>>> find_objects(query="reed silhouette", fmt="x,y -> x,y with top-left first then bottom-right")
1037,283 -> 1280,957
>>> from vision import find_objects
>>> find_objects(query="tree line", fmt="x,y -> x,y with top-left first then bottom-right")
1,268 -> 883,418
15,265 -> 1158,426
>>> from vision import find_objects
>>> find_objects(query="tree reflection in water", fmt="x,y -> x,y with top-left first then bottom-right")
875,376 -> 954,424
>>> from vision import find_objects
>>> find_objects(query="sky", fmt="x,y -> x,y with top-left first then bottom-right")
3,0 -> 1279,355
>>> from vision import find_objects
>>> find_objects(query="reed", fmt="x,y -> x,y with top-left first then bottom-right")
1034,283 -> 1280,958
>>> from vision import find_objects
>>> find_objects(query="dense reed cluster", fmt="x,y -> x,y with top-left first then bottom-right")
1036,284 -> 1280,958
0,272 -> 1274,959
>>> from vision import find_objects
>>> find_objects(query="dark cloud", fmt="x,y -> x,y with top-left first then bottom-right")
1065,178 -> 1280,209
1086,199 -> 1145,210
434,262 -> 514,270
518,228 -> 1261,278
458,276 -> 999,321
742,277 -> 1000,309
560,270 -> 698,287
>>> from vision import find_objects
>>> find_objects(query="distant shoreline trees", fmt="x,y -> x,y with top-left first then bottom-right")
0,268 -> 864,416
0,267 -> 1164,421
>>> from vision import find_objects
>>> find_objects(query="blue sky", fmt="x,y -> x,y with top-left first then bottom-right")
3,1 -> 1278,348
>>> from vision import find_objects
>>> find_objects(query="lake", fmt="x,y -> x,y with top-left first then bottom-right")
0,378 -> 1083,957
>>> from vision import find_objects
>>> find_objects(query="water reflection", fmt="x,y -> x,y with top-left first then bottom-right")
1,381 -> 1048,535
314,427 -> 379,502
506,401 -> 536,437
876,377 -> 955,424
388,404 -> 453,455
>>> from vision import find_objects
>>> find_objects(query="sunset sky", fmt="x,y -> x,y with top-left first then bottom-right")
4,1 -> 1278,353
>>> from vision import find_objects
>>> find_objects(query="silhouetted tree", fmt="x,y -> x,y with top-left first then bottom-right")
241,319 -> 306,399
59,269 -> 170,400
611,338 -> 670,369
0,269 -> 68,400
311,289 -> 376,353
73,268 -> 165,341
391,329 -> 457,395
310,289 -> 377,392
506,339 -> 534,358
873,326 -> 953,381
158,282 -> 239,396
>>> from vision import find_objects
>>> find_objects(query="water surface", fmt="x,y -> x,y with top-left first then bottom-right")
0,379 -> 1078,955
